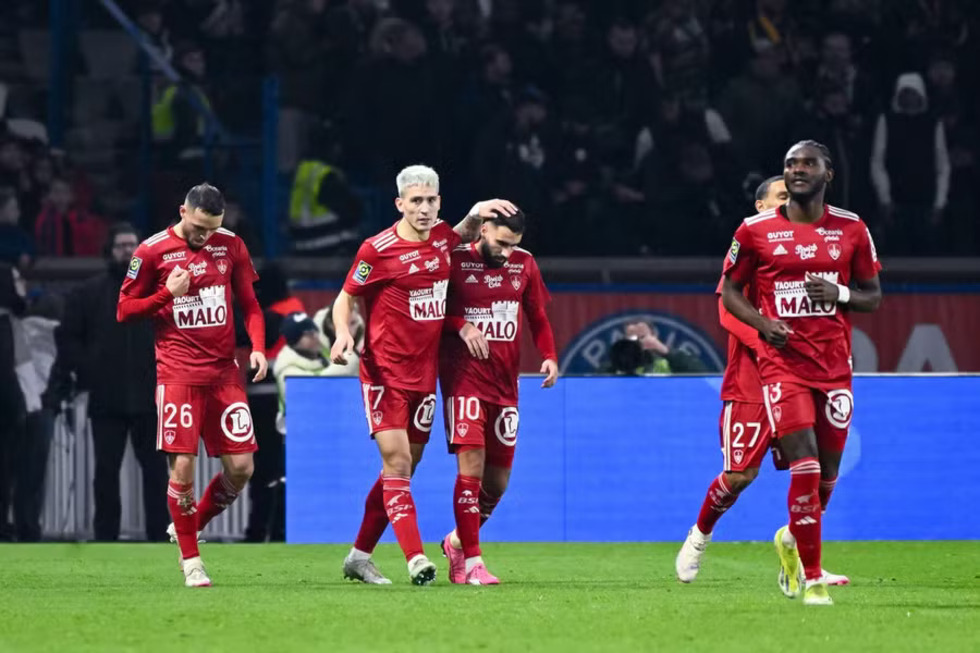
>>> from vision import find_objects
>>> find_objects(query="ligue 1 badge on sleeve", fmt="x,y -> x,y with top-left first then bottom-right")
728,239 -> 740,264
354,260 -> 373,284
127,256 -> 142,279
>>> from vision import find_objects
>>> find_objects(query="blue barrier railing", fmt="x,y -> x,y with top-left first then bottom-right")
286,376 -> 980,543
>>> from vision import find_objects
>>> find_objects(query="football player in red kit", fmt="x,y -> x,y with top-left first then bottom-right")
676,176 -> 850,588
721,141 -> 882,605
437,208 -> 558,585
330,164 -> 517,585
117,183 -> 267,587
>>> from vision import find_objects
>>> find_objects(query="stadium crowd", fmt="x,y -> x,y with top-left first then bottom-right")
1,0 -> 979,260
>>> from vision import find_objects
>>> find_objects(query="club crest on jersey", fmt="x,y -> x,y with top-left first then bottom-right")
216,259 -> 228,275
127,256 -> 142,279
733,449 -> 744,465
164,429 -> 176,445
728,239 -> 740,263
511,276 -> 522,291
827,243 -> 842,260
773,405 -> 783,422
372,410 -> 382,426
188,261 -> 208,276
353,260 -> 373,284
456,423 -> 469,438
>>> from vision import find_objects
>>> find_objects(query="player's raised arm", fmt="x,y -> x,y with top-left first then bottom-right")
116,244 -> 175,322
231,240 -> 267,381
454,199 -> 518,242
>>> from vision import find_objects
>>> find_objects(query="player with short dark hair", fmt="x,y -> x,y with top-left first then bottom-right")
117,182 -> 267,587
720,141 -> 882,605
331,165 -> 517,585
438,207 -> 557,585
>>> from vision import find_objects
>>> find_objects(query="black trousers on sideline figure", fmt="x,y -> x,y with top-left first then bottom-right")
90,414 -> 169,541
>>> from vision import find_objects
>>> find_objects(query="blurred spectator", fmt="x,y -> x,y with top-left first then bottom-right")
926,52 -> 978,255
268,0 -> 330,173
0,188 -> 34,269
272,311 -> 329,436
152,41 -> 215,164
811,31 -> 878,126
745,0 -> 796,58
791,83 -> 872,213
313,299 -> 365,366
719,48 -> 803,176
0,137 -> 31,198
220,196 -> 261,254
472,86 -> 555,220
592,18 -> 657,135
643,142 -> 741,255
10,292 -> 63,541
870,72 -> 951,254
58,223 -> 168,541
647,0 -> 711,105
343,17 -> 440,181
0,263 -> 26,540
288,129 -> 363,256
135,0 -> 174,71
34,178 -> 107,257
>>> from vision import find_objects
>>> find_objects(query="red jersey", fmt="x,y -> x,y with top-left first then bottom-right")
723,204 -> 881,388
343,220 -> 461,392
439,244 -> 556,404
715,277 -> 763,404
117,226 -> 264,385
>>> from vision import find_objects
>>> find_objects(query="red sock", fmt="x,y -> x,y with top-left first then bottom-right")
382,475 -> 423,562
454,475 -> 482,558
197,473 -> 240,531
167,480 -> 199,559
353,474 -> 388,554
788,457 -> 822,580
819,476 -> 837,511
695,473 -> 738,534
478,487 -> 500,527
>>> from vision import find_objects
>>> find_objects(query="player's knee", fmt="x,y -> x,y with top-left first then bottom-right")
725,468 -> 759,492
457,448 -> 485,479
383,451 -> 413,477
169,454 -> 195,485
224,458 -> 254,483
780,428 -> 819,461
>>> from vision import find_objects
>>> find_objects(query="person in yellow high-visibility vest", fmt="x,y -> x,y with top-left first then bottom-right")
152,43 -> 213,161
289,158 -> 363,254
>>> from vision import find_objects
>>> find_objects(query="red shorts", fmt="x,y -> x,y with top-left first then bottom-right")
443,395 -> 518,469
361,383 -> 436,444
718,401 -> 773,472
155,383 -> 257,457
762,381 -> 853,453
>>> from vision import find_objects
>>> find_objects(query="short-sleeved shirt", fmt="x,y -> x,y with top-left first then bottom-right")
120,226 -> 258,385
439,244 -> 551,405
342,220 -> 461,392
723,204 -> 881,388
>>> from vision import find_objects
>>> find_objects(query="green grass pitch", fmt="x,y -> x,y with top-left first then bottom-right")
0,541 -> 977,652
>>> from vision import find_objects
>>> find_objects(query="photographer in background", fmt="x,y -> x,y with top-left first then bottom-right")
58,223 -> 168,542
607,321 -> 708,375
